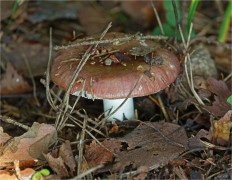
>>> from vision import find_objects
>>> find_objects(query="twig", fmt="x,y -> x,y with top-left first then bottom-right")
72,164 -> 103,179
224,72 -> 232,82
0,115 -> 30,130
45,27 -> 57,110
179,23 -> 205,106
149,95 -> 161,108
157,95 -> 170,122
22,53 -> 40,106
77,111 -> 87,175
151,2 -> 164,35
14,160 -> 22,180
54,34 -> 168,50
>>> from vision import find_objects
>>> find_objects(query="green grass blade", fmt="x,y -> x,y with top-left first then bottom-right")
186,0 -> 199,33
218,0 -> 232,42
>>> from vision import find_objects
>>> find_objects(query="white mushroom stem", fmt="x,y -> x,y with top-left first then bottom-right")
103,98 -> 135,121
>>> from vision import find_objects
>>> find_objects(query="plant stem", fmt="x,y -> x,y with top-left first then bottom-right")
218,0 -> 232,42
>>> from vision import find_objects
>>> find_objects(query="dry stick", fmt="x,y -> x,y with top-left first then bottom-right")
54,34 -> 168,50
151,2 -> 164,35
14,160 -> 22,180
46,27 -> 57,110
55,22 -> 112,131
188,36 -> 231,49
179,24 -> 204,106
22,53 -> 40,106
69,116 -> 115,156
77,112 -> 88,175
67,112 -> 106,137
157,95 -> 170,122
224,72 -> 232,82
0,115 -> 30,130
206,167 -> 232,180
149,95 -> 161,108
74,164 -> 104,179
55,105 -> 105,137
70,80 -> 86,113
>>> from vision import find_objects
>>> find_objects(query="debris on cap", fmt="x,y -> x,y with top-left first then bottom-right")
51,32 -> 180,99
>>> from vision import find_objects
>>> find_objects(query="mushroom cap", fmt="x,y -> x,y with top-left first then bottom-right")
51,33 -> 180,99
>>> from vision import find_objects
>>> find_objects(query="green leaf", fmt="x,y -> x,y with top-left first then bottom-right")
163,1 -> 181,27
163,0 -> 173,11
152,23 -> 174,37
186,0 -> 199,33
32,172 -> 42,180
40,169 -> 50,176
227,95 -> 232,105
218,1 -> 232,42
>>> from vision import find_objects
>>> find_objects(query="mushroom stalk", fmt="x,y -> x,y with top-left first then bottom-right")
103,98 -> 135,121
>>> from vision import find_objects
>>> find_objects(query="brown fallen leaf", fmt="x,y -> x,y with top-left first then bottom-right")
204,77 -> 231,117
59,140 -> 76,175
78,4 -> 111,35
121,1 -> 161,27
209,110 -> 232,146
84,139 -> 121,168
113,122 -> 188,171
0,62 -> 32,94
0,122 -> 57,167
2,36 -> 49,77
188,129 -> 209,149
43,154 -> 69,178
43,140 -> 76,178
0,168 -> 35,180
207,45 -> 231,73
0,127 -> 11,146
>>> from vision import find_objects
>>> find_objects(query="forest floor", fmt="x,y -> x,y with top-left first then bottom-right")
0,1 -> 231,179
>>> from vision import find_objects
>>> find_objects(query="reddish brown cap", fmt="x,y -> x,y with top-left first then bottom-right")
51,33 -> 180,99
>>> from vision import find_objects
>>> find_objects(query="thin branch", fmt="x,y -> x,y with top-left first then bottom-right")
22,53 -> 40,106
45,27 -> 57,110
54,34 -> 168,50
0,115 -> 30,130
151,2 -> 164,35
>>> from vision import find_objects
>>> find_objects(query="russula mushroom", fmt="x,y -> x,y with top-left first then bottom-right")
51,32 -> 180,121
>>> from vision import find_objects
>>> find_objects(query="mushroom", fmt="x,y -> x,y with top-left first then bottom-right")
51,33 -> 180,121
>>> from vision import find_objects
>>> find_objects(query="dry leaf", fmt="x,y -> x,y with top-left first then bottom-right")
2,36 -> 49,77
0,127 -> 11,147
188,129 -> 209,149
121,1 -> 160,27
209,110 -> 232,146
59,141 -> 76,175
43,154 -> 69,178
205,77 -> 231,117
0,122 -> 57,167
43,140 -> 76,178
134,166 -> 149,180
85,139 -> 121,168
78,5 -> 111,35
0,168 -> 35,180
0,63 -> 32,94
113,122 -> 188,171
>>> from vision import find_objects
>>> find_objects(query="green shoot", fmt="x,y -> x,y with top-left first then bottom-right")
218,1 -> 232,42
6,0 -> 21,31
32,169 -> 50,180
186,0 -> 199,34
227,95 -> 232,105
152,0 -> 197,41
